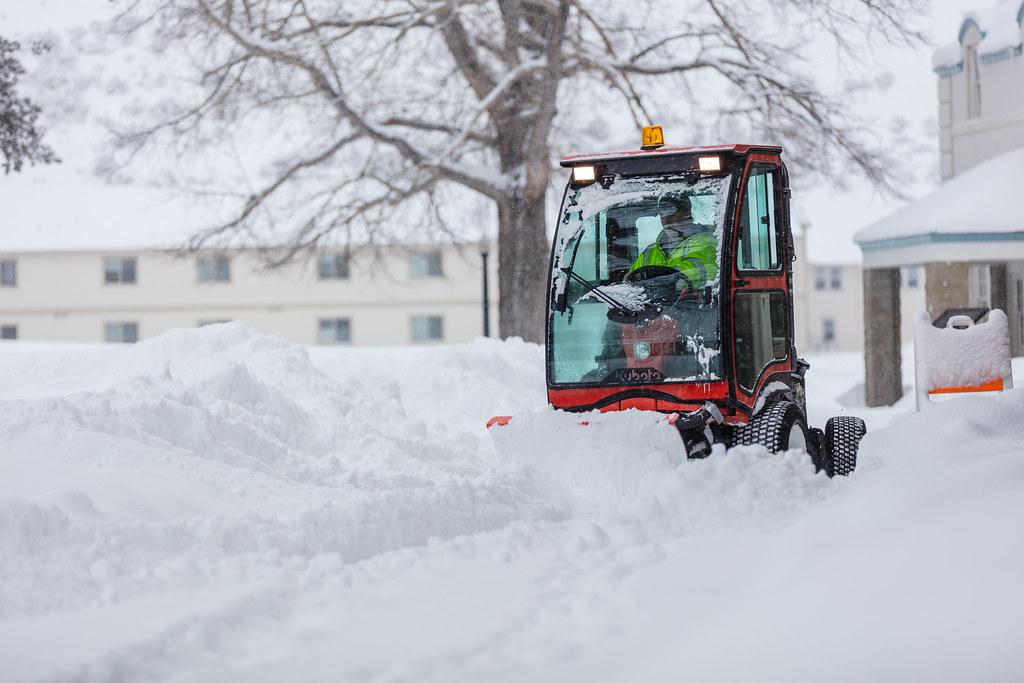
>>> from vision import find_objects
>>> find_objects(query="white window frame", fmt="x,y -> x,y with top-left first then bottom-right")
410,251 -> 443,279
104,322 -> 139,344
411,315 -> 444,342
902,266 -> 920,289
197,254 -> 231,283
318,253 -> 350,280
813,267 -> 827,291
823,318 -> 836,345
968,264 -> 991,308
965,43 -> 982,119
0,258 -> 16,287
318,318 -> 352,344
104,256 -> 137,284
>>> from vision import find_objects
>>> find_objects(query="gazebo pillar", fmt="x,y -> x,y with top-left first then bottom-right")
863,267 -> 902,407
924,261 -> 970,321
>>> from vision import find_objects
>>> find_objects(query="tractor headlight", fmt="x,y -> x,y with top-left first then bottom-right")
572,165 -> 596,184
698,156 -> 721,172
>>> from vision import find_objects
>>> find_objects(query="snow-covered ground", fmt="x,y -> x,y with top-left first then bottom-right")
2,325 -> 1023,682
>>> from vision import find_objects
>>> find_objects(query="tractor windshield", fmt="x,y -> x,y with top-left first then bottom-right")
549,173 -> 732,386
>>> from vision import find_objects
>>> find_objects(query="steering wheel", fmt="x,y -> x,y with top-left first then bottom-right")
623,265 -> 681,284
603,266 -> 681,324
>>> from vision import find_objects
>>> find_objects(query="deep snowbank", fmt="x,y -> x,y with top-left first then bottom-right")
1,325 -> 1022,682
0,326 -> 563,679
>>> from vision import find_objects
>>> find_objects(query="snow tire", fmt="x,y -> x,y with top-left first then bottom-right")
823,416 -> 866,477
731,401 -> 809,454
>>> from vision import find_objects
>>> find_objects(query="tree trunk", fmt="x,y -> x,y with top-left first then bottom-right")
496,195 -> 550,342
492,0 -> 564,344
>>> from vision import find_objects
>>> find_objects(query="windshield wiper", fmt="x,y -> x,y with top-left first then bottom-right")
559,267 -> 638,319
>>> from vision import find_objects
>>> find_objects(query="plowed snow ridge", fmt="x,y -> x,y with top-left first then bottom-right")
1,324 -> 1022,682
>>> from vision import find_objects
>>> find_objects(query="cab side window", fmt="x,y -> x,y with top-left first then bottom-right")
736,167 -> 781,271
734,291 -> 788,391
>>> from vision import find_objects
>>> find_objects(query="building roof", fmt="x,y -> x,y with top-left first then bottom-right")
932,0 -> 1024,74
855,146 -> 1024,250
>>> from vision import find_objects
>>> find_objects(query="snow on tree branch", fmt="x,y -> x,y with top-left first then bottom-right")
0,37 -> 58,174
104,0 -> 925,339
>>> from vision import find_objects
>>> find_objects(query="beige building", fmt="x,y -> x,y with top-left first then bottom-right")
2,228 -> 915,353
0,219 -> 921,352
0,243 -> 496,346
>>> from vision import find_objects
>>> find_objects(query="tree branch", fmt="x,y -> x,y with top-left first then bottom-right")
194,0 -> 508,199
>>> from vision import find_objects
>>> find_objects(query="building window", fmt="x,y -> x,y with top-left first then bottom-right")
410,251 -> 443,278
198,319 -> 231,327
318,318 -> 351,344
318,253 -> 349,280
104,257 -> 137,284
823,318 -> 836,345
814,267 -> 827,291
198,254 -> 231,282
969,264 -> 991,307
1,259 -> 16,286
0,325 -> 16,340
965,42 -> 981,119
411,315 -> 444,342
829,266 -> 842,290
105,322 -> 139,344
902,266 -> 920,289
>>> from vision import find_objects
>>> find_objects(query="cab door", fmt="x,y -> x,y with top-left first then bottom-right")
729,156 -> 794,413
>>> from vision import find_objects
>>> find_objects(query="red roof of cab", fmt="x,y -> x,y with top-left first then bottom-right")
559,143 -> 782,167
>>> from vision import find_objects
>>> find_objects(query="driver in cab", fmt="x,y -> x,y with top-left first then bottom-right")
589,193 -> 719,381
626,195 -> 717,298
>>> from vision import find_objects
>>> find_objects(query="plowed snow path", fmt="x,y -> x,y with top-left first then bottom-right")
1,326 -> 1022,682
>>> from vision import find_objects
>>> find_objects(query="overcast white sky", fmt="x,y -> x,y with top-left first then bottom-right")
0,0 -> 996,260
797,0 -> 989,263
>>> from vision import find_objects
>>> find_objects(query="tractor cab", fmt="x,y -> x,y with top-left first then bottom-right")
549,131 -> 798,424
489,127 -> 865,476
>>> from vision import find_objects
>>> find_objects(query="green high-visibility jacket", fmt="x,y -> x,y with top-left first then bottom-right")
629,230 -> 717,292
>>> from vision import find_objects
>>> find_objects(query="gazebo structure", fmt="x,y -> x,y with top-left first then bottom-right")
855,1 -> 1024,407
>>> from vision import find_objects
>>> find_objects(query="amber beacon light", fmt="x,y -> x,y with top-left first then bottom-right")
640,125 -> 665,150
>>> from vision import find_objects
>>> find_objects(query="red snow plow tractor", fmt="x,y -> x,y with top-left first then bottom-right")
489,127 -> 865,477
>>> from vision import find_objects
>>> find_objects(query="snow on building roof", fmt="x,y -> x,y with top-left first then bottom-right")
854,146 -> 1024,247
932,0 -> 1024,73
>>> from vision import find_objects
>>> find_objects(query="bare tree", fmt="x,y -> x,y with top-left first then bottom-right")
0,37 -> 57,174
108,0 -> 924,341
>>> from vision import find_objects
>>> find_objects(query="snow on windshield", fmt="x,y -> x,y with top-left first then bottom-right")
579,282 -> 651,311
552,174 -> 731,292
